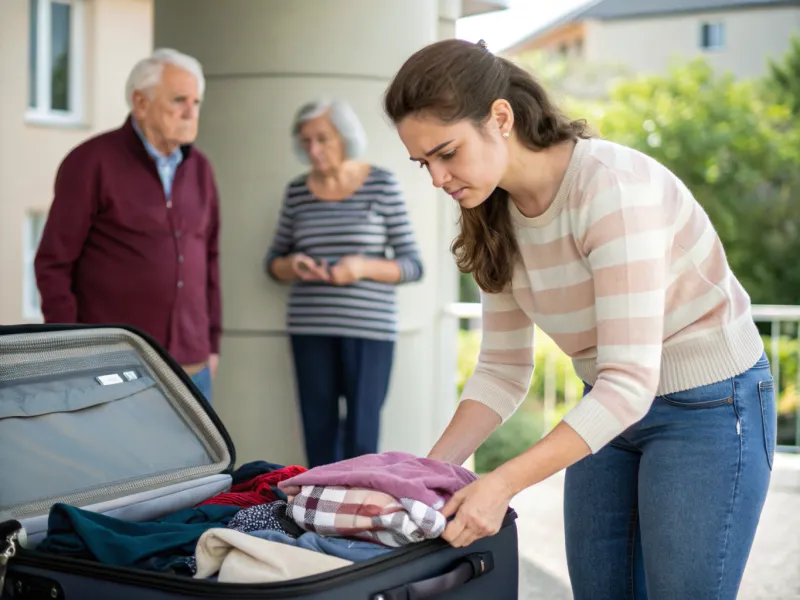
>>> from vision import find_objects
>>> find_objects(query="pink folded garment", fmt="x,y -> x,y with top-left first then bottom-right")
277,451 -> 477,510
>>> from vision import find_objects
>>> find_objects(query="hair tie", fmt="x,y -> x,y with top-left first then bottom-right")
477,39 -> 489,51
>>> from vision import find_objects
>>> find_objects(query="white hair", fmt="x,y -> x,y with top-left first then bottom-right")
125,48 -> 205,109
291,99 -> 368,163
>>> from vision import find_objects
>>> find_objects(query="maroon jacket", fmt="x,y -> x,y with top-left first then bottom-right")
34,116 -> 222,365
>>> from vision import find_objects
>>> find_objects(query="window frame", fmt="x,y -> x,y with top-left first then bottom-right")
25,0 -> 86,128
699,21 -> 725,51
22,212 -> 48,322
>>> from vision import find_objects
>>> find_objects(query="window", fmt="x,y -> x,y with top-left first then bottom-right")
27,0 -> 85,126
23,212 -> 48,320
700,22 -> 725,50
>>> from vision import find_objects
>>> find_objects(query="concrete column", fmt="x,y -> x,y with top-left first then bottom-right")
154,0 -> 460,466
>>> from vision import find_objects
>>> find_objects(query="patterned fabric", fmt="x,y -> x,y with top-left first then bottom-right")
285,485 -> 446,547
226,501 -> 295,537
461,136 -> 764,453
197,466 -> 307,509
264,167 -> 424,342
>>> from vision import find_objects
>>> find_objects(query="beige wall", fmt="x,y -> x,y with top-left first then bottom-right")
0,0 -> 153,325
154,0 -> 465,467
585,6 -> 800,78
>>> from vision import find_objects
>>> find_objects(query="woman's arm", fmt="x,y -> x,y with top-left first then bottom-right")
427,284 -> 535,462
495,421 -> 590,494
330,171 -> 424,285
269,256 -> 297,282
360,258 -> 403,283
380,170 -> 424,283
265,185 -> 298,283
427,400 -> 502,465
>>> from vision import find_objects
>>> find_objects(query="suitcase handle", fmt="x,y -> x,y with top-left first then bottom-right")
372,551 -> 494,600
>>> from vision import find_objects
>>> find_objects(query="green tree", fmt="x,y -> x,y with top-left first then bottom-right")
583,59 -> 800,305
767,35 -> 800,116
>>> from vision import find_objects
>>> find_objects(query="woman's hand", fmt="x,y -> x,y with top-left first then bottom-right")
440,471 -> 515,548
290,254 -> 330,282
330,255 -> 366,285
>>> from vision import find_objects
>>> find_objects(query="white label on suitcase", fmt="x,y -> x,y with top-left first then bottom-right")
122,371 -> 138,381
96,374 -> 124,385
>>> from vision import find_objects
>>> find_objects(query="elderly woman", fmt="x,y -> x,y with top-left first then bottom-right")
265,99 -> 424,468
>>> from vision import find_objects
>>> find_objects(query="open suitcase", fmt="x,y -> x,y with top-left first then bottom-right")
0,324 -> 519,599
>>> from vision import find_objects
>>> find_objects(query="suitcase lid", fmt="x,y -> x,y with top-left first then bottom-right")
0,324 -> 235,522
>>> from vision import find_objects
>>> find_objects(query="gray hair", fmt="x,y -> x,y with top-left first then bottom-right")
125,48 -> 205,109
291,99 -> 368,164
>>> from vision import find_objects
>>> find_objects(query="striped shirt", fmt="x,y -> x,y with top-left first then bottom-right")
266,166 -> 423,341
461,137 -> 764,453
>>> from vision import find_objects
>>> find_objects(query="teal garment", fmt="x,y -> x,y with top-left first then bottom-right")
37,503 -> 240,568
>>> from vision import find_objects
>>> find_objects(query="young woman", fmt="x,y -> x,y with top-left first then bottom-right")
383,39 -> 775,599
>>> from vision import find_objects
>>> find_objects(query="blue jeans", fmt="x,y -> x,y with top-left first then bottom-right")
564,352 -> 776,600
190,366 -> 212,404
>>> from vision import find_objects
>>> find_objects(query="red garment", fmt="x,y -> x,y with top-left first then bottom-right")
34,116 -> 222,364
199,466 -> 307,508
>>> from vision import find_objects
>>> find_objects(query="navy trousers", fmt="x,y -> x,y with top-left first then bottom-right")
290,335 -> 395,468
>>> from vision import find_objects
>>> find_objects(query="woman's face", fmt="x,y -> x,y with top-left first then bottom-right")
299,114 -> 345,174
396,111 -> 510,209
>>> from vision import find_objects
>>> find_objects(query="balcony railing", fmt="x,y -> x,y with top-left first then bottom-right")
446,303 -> 800,453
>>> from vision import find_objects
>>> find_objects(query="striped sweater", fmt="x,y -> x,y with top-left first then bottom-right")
266,166 -> 423,341
462,137 -> 764,452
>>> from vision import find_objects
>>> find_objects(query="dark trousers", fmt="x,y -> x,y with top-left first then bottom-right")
290,335 -> 395,469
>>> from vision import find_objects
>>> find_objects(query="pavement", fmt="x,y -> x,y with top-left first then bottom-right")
512,453 -> 800,599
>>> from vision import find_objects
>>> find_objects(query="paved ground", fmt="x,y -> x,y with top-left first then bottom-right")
512,453 -> 800,599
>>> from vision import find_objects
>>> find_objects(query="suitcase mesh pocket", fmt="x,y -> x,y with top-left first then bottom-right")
0,328 -> 231,520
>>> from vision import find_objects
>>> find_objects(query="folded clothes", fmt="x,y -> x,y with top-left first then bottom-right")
287,485 -> 447,547
37,503 -> 240,569
278,451 -> 476,510
198,465 -> 306,509
194,528 -> 352,583
253,530 -> 392,562
230,460 -> 287,487
226,501 -> 297,537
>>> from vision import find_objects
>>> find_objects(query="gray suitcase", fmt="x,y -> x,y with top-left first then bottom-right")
0,323 -> 519,599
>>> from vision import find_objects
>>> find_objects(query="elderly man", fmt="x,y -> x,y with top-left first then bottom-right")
34,48 -> 222,402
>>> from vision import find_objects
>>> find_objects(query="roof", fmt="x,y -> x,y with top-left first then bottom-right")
502,0 -> 800,53
580,0 -> 800,20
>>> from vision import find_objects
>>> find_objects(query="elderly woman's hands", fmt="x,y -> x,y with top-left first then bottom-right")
289,254 -> 330,282
330,255 -> 367,285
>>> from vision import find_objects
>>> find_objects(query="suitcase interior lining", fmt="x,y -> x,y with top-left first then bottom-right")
0,328 -> 232,523
18,473 -> 233,548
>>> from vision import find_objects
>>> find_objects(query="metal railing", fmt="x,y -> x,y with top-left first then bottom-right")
447,303 -> 800,452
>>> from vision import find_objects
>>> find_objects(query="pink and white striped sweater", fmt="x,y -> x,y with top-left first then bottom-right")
461,137 -> 764,452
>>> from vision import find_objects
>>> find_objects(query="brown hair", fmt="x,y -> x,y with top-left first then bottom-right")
384,39 -> 591,293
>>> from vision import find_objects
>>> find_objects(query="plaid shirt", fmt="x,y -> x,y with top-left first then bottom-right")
284,485 -> 447,548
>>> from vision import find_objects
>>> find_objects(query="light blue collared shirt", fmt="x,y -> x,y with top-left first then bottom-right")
132,117 -> 183,200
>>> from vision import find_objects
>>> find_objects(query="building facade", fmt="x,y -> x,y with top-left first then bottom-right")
504,0 -> 800,80
0,0 -> 509,466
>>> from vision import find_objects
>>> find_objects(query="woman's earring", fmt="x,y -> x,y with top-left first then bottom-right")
502,132 -> 510,138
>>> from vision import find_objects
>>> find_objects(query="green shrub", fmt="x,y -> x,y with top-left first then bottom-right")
458,328 -> 800,466
760,335 -> 798,406
474,407 -> 544,473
